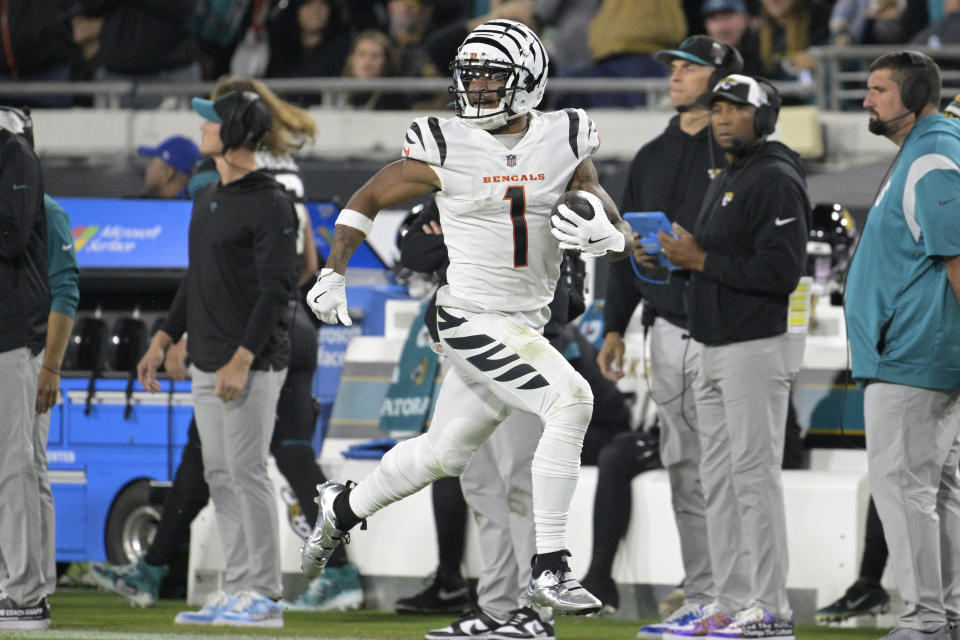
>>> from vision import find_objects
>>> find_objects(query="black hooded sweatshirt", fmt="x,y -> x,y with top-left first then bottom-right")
604,114 -> 726,335
163,170 -> 297,372
685,140 -> 809,346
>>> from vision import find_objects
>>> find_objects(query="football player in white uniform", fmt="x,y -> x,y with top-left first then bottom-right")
304,19 -> 633,616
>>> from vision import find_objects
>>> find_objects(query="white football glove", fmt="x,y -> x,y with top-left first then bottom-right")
549,190 -> 625,256
306,268 -> 351,326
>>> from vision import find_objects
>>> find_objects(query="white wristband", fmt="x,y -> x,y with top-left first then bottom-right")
336,208 -> 374,237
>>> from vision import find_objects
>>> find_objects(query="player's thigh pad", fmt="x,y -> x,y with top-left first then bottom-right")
436,306 -> 593,418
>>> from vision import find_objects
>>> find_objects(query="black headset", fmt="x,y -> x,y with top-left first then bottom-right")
753,77 -> 782,137
899,50 -> 932,114
219,91 -> 271,151
706,40 -> 745,90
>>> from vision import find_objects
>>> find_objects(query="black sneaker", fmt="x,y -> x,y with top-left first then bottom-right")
425,608 -> 503,639
815,579 -> 890,623
0,596 -> 50,630
488,607 -> 556,640
395,574 -> 472,615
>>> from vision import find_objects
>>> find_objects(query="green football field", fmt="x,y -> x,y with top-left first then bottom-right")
3,591 -> 890,640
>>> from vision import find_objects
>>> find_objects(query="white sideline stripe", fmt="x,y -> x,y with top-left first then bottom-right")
4,632 -> 363,640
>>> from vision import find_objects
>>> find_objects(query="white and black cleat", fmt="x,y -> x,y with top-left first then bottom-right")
300,481 -> 350,579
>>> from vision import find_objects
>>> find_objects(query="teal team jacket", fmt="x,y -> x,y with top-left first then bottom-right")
846,113 -> 960,390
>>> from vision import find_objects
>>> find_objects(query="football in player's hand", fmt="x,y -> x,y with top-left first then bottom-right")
551,190 -> 596,226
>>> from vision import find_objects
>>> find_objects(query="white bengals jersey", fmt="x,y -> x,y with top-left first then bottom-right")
401,109 -> 599,317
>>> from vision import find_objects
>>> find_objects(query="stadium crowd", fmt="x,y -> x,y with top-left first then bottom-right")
1,0 -> 957,110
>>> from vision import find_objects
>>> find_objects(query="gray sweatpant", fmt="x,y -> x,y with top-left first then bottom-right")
864,382 -> 960,631
648,318 -> 712,605
191,365 -> 286,599
34,408 -> 56,596
695,333 -> 803,618
460,409 -> 541,621
0,347 -> 46,605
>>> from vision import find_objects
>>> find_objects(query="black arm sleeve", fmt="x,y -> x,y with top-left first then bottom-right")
162,276 -> 189,342
240,194 -> 297,357
601,151 -> 644,335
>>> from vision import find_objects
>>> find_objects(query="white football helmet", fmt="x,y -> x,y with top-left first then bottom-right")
449,19 -> 549,131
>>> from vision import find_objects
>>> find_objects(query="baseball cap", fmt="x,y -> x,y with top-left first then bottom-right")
656,35 -> 730,67
698,74 -> 769,108
701,0 -> 747,17
137,135 -> 201,175
190,90 -> 258,124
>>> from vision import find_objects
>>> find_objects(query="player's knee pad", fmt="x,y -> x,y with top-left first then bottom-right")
378,433 -> 453,485
429,422 -> 485,477
542,371 -> 593,430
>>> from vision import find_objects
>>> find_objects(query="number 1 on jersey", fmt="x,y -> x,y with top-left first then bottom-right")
503,186 -> 528,268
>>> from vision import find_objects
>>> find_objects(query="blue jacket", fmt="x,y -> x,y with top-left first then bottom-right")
846,114 -> 960,389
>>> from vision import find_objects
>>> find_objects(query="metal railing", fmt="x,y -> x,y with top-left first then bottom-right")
6,45 -> 960,111
0,75 -> 814,110
808,44 -> 960,110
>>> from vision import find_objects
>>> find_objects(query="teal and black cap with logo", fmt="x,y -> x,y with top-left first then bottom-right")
656,35 -> 731,67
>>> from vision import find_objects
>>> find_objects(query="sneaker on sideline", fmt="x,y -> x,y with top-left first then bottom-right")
213,590 -> 283,627
638,602 -> 706,639
707,605 -> 794,640
814,579 -> 890,624
425,608 -> 504,639
396,572 -> 472,615
282,563 -> 364,612
174,591 -> 233,625
662,603 -> 733,639
0,596 -> 50,630
488,606 -> 556,640
89,557 -> 167,607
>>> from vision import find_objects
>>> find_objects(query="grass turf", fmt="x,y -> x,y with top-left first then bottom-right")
9,590 -> 890,639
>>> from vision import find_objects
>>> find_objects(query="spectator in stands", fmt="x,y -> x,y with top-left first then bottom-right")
911,0 -> 960,45
136,136 -> 201,200
757,0 -> 831,82
659,75 -> 807,639
0,105 -> 51,630
68,12 -> 102,106
194,0 -> 257,80
266,0 -> 353,89
703,0 -> 766,76
584,0 -> 688,107
424,1 -> 537,79
387,0 -> 442,77
829,0 -> 928,44
535,0 -> 602,78
0,1 -> 74,108
846,51 -> 960,640
137,90 -> 294,627
343,30 -> 411,110
80,0 -> 200,109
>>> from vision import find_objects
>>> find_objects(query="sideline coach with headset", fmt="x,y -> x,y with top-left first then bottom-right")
137,91 -> 296,626
597,35 -> 742,635
847,51 -> 960,639
659,74 -> 807,639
